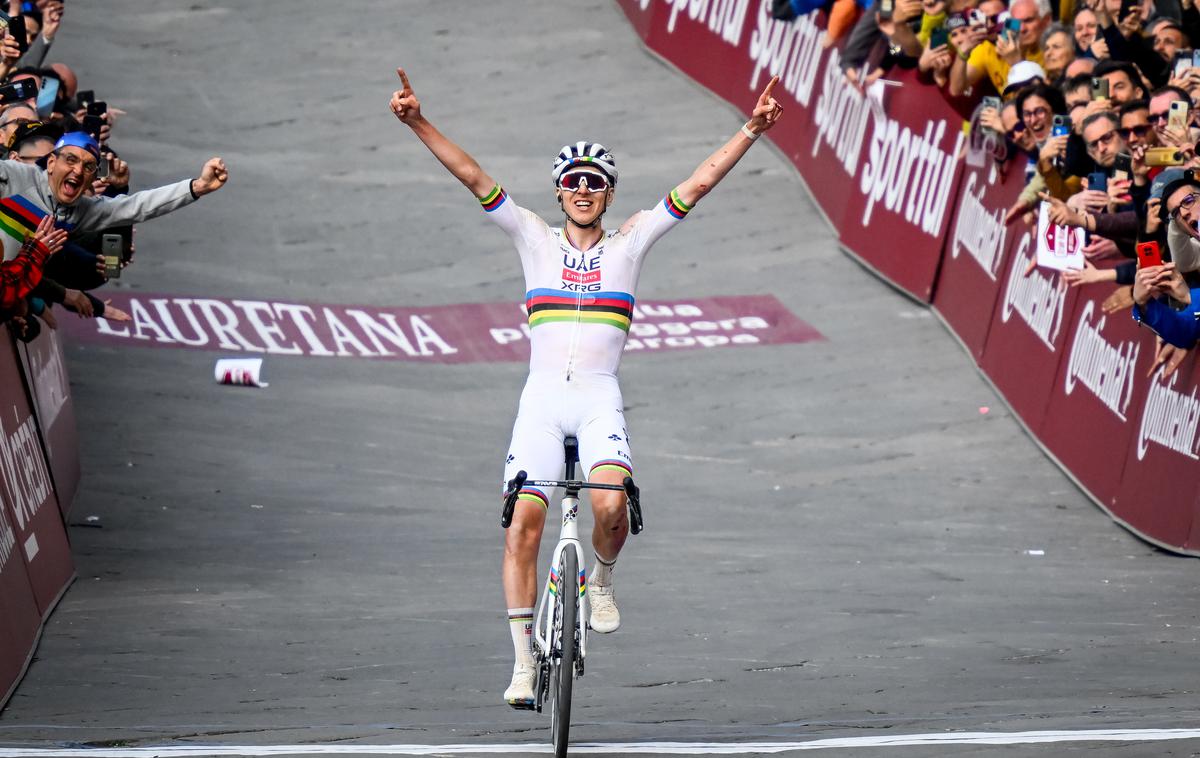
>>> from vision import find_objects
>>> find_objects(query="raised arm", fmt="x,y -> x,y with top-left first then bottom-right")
673,77 -> 783,209
389,68 -> 497,199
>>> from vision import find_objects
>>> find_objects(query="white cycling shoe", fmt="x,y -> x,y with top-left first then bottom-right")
504,661 -> 537,709
589,583 -> 620,633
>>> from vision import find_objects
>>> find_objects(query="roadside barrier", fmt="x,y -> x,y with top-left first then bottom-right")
0,327 -> 78,708
616,0 -> 1200,553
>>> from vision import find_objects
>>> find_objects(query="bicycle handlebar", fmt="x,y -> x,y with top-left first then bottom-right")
500,470 -> 645,534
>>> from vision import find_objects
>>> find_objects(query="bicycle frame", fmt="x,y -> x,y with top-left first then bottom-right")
534,488 -> 589,665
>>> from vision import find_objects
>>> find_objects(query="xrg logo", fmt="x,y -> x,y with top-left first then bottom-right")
562,250 -> 603,292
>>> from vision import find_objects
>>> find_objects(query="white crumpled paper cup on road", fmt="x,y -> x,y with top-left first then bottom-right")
214,357 -> 268,388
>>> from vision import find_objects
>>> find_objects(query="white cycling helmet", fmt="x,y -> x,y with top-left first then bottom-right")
552,141 -> 617,186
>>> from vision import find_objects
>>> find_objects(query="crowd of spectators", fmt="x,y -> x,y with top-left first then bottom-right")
0,0 -> 228,343
813,0 -> 1200,375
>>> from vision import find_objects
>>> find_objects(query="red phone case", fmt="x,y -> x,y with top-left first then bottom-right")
1136,242 -> 1163,268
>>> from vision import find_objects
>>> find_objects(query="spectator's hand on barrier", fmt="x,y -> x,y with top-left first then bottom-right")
1107,177 -> 1133,209
1061,260 -> 1111,287
193,158 -> 228,196
390,68 -> 423,125
62,289 -> 93,318
1082,235 -> 1121,261
1150,339 -> 1191,378
1005,199 -> 1035,225
1039,191 -> 1087,227
101,301 -> 130,322
31,215 -> 67,257
747,76 -> 783,134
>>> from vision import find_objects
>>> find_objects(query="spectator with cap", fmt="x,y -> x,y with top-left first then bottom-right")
0,132 -> 228,320
5,118 -> 59,164
0,102 -> 35,146
1005,60 -> 1048,97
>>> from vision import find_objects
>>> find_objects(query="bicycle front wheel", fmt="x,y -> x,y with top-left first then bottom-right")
550,548 -> 577,757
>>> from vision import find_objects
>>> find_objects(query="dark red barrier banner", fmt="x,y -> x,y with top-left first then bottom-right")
1039,293 -> 1147,509
18,329 -> 81,516
934,161 -> 1023,359
0,333 -> 72,616
614,0 -> 955,300
1116,358 -> 1200,548
60,293 -> 823,362
0,493 -> 41,706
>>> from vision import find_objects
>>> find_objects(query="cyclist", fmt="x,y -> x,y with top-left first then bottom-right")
388,68 -> 782,708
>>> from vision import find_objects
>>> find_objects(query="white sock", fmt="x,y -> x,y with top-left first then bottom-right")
508,607 -> 535,666
591,552 -> 617,587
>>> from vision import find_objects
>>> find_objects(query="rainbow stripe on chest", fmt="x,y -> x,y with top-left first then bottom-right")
525,288 -> 634,332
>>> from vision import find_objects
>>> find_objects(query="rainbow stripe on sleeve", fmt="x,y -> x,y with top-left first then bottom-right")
663,188 -> 691,219
480,185 -> 508,213
590,459 -> 632,478
0,196 -> 45,241
525,289 -> 634,332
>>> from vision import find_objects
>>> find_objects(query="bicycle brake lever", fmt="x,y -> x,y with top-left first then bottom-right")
501,470 -> 528,529
623,476 -> 643,535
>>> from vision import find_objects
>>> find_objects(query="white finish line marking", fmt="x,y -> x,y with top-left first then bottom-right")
6,729 -> 1200,756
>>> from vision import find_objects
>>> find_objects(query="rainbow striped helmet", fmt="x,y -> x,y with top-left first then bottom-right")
552,141 -> 617,186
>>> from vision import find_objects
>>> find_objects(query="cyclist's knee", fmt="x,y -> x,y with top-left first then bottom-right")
590,490 -> 628,525
505,506 -> 545,553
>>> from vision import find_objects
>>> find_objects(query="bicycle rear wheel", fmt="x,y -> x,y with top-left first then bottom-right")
550,548 -> 577,757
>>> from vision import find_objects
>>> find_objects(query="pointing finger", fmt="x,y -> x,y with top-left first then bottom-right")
397,67 -> 413,93
762,76 -> 779,103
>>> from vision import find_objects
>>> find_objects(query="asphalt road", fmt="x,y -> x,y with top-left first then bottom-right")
1,1 -> 1200,756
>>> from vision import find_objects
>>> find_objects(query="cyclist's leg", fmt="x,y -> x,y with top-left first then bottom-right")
576,393 -> 632,634
500,406 -> 563,705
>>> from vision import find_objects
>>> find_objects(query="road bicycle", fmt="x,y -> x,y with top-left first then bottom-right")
501,435 -> 642,758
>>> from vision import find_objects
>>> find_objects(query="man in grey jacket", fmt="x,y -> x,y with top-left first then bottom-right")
0,131 -> 228,317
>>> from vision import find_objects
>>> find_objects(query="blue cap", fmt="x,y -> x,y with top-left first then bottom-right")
53,132 -> 101,161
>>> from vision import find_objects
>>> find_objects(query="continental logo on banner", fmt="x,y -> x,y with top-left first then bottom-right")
0,403 -> 53,541
1065,301 -> 1139,421
1138,368 -> 1200,461
1001,235 -> 1066,351
951,171 -> 1007,280
0,504 -> 15,568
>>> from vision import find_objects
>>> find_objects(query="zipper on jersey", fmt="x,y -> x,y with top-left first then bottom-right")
564,288 -> 583,381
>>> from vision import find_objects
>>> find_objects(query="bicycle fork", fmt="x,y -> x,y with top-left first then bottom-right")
535,493 -> 589,668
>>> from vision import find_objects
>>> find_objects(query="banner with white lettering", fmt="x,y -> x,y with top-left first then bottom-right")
0,333 -> 71,616
1040,293 -> 1145,507
17,329 -> 81,516
614,0 -> 962,301
0,490 -> 42,707
932,162 -> 1023,359
978,234 -> 1081,430
1114,357 -> 1200,547
59,293 -> 823,362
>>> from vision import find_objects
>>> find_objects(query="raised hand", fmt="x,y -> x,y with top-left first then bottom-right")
746,76 -> 783,135
390,67 -> 423,125
194,157 -> 228,196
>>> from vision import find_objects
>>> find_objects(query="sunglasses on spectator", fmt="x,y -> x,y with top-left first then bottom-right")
1086,129 -> 1117,151
1148,110 -> 1183,125
558,170 -> 609,192
1170,192 -> 1199,221
1119,124 -> 1152,139
1005,122 -> 1027,140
